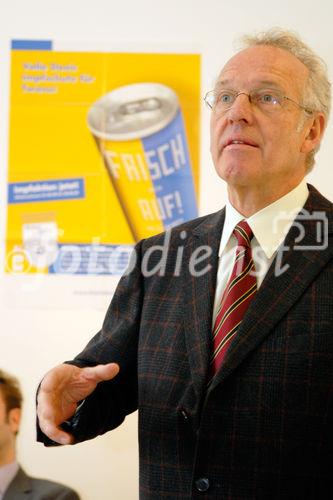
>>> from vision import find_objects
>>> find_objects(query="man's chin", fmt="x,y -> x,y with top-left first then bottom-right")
215,164 -> 258,187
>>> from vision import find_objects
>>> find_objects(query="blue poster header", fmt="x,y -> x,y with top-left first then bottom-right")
11,40 -> 53,51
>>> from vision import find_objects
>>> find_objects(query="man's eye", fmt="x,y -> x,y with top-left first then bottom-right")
258,93 -> 278,104
219,93 -> 233,104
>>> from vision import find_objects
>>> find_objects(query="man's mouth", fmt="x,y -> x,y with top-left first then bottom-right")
223,138 -> 259,149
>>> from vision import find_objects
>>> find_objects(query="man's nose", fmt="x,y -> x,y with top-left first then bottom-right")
227,93 -> 253,123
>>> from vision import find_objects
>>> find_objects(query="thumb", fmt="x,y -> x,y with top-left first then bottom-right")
82,363 -> 120,383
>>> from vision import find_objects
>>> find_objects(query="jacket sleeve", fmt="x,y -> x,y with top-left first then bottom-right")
37,241 -> 144,446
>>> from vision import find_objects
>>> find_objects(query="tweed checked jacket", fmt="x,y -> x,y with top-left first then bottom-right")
38,185 -> 333,499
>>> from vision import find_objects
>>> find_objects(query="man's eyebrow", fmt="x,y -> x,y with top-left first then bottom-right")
215,79 -> 284,90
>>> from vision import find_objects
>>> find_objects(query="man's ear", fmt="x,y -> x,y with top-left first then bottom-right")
301,112 -> 326,154
8,408 -> 21,435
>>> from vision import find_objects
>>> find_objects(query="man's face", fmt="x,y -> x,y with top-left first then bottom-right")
0,390 -> 19,457
210,45 -> 315,194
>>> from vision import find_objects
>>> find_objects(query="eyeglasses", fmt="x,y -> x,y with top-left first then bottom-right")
204,88 -> 313,115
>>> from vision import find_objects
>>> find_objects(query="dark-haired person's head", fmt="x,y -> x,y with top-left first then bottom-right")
0,370 -> 22,466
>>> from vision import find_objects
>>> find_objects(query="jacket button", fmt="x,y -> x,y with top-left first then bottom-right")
180,409 -> 188,420
195,477 -> 210,492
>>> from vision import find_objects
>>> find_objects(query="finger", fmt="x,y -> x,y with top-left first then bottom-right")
82,363 -> 120,383
37,399 -> 73,445
39,420 -> 74,445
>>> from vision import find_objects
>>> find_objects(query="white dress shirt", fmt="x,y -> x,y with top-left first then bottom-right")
212,180 -> 309,325
0,461 -> 19,500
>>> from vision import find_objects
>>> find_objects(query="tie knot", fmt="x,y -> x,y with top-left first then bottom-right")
233,220 -> 253,247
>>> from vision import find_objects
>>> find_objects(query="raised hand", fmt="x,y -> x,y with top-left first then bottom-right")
37,363 -> 120,444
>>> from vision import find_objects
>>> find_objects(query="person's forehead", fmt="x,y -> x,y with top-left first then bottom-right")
217,45 -> 309,91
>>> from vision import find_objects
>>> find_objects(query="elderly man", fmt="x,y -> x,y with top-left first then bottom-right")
37,29 -> 332,499
0,370 -> 80,499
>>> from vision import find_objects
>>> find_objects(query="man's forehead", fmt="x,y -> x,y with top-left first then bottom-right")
217,45 -> 309,87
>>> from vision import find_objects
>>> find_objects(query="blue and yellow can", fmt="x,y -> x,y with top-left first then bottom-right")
87,83 -> 198,241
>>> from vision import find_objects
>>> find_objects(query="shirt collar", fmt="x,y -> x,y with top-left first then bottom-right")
219,179 -> 309,258
0,460 -> 19,496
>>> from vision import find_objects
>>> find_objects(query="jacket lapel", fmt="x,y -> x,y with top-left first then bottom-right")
182,209 -> 225,400
209,185 -> 333,391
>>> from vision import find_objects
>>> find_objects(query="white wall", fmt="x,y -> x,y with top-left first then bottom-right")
0,1 -> 332,499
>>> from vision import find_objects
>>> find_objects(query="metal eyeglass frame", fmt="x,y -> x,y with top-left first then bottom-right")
204,89 -> 314,115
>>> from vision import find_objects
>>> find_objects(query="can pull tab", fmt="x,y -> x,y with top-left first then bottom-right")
120,98 -> 161,115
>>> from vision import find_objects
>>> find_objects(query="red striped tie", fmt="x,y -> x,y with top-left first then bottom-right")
210,220 -> 257,376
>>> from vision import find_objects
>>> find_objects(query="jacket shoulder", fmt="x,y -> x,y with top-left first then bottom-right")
141,209 -> 225,248
29,476 -> 80,499
4,467 -> 80,500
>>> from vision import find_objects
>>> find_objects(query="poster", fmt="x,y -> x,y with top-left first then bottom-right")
5,40 -> 201,307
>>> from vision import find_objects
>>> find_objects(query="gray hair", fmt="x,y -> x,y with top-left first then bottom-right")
238,28 -> 331,171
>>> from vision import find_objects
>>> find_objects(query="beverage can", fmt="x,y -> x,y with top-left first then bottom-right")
87,82 -> 198,240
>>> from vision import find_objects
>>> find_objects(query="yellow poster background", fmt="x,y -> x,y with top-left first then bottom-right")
6,48 -> 201,274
